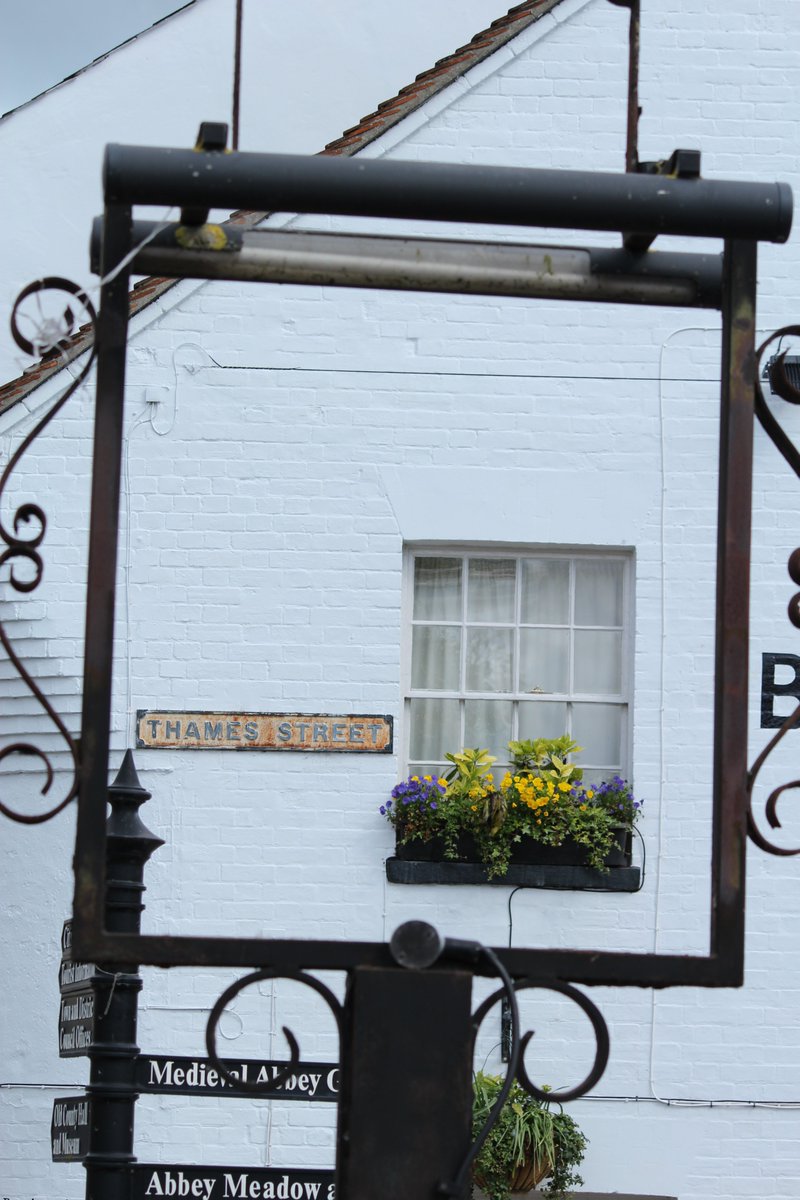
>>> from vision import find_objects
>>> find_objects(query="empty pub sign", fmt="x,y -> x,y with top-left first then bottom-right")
136,711 -> 393,753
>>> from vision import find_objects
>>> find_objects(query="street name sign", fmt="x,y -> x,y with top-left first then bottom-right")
136,1055 -> 339,1101
136,710 -> 393,753
133,1165 -> 335,1199
51,1095 -> 90,1161
58,986 -> 95,1056
60,919 -> 96,993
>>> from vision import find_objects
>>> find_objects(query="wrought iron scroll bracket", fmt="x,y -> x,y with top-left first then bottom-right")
746,326 -> 800,855
205,968 -> 344,1096
0,279 -> 95,823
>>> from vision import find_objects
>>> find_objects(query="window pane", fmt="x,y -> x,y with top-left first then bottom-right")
411,626 -> 461,690
573,630 -> 622,695
571,703 -> 622,767
465,700 -> 512,766
467,558 -> 516,622
519,628 -> 569,694
409,699 -> 460,763
521,559 -> 569,624
414,557 -> 462,621
466,628 -> 513,692
517,701 -> 568,740
575,560 -> 623,626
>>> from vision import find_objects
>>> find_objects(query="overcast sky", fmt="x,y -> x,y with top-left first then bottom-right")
0,0 -> 192,115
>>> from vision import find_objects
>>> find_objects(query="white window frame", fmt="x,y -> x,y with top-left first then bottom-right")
401,542 -> 635,779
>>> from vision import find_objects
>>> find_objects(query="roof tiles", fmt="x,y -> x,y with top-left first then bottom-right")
0,0 -> 563,417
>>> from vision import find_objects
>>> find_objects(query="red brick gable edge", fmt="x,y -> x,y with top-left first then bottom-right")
0,0 -> 563,418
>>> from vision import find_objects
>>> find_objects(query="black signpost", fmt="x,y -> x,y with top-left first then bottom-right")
54,755 -> 340,1194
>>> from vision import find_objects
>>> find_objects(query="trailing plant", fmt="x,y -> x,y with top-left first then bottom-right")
472,1072 -> 587,1200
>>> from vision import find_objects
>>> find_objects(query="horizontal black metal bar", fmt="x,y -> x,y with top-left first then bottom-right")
69,928 -> 735,988
103,145 -> 793,243
95,218 -> 724,308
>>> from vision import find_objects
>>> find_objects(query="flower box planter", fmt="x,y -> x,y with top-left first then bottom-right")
395,826 -> 632,869
388,826 -> 639,889
383,741 -> 642,891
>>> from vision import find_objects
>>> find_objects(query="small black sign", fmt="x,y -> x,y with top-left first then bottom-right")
58,987 -> 95,1056
761,653 -> 800,728
132,1164 -> 335,1199
59,919 -> 96,993
136,1055 -> 339,1101
51,1095 -> 90,1161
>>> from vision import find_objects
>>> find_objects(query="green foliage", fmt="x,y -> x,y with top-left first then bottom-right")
380,738 -> 643,880
507,736 -> 583,783
472,1072 -> 587,1200
444,748 -> 498,797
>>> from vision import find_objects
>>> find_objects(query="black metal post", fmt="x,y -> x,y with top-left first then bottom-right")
84,751 -> 163,1200
336,966 -> 474,1200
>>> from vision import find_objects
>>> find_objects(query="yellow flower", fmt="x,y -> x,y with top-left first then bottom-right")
411,776 -> 419,783
586,789 -> 594,799
558,782 -> 571,793
424,775 -> 432,782
580,804 -> 587,811
471,804 -> 477,811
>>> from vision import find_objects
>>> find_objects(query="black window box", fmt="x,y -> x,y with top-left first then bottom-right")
385,857 -> 640,890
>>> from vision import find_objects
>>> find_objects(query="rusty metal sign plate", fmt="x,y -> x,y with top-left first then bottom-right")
136,711 -> 393,753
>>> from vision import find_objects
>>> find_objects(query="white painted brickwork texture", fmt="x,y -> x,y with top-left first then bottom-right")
2,1 -> 800,1197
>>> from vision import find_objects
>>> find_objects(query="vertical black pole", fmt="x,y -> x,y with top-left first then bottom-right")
711,239 -> 757,982
336,965 -> 474,1200
232,0 -> 244,150
74,200 -> 132,947
84,751 -> 163,1200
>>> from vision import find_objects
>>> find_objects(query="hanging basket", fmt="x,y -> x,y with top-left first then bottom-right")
474,1153 -> 551,1197
509,1154 -> 551,1192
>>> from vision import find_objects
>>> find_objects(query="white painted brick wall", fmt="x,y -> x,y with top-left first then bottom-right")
3,1 -> 800,1197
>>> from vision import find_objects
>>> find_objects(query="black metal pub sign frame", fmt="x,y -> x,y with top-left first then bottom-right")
71,134 -> 793,992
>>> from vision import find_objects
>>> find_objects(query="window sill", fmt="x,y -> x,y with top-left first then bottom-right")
385,857 -> 640,890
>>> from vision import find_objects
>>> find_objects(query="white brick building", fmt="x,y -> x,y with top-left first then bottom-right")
2,2 -> 800,1197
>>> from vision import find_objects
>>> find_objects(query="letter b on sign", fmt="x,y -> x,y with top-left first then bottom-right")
761,653 -> 800,728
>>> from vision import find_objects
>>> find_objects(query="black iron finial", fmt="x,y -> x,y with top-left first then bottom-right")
106,751 -> 163,857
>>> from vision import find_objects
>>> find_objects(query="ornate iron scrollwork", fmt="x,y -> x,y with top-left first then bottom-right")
471,978 -> 610,1104
205,968 -> 344,1095
436,971 -> 609,1197
0,278 -> 95,823
747,327 -> 800,855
